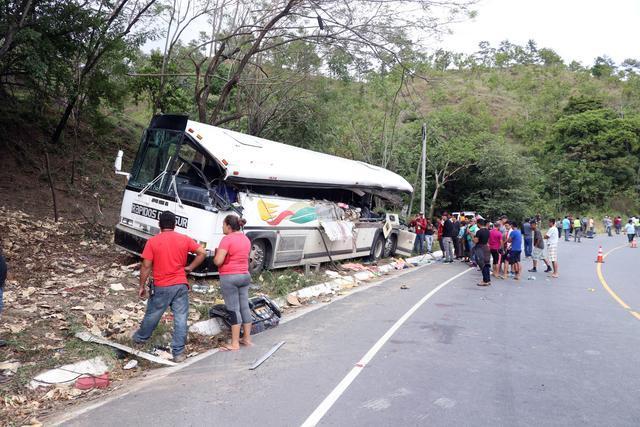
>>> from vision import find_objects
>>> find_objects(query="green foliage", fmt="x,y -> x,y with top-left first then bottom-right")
544,102 -> 640,212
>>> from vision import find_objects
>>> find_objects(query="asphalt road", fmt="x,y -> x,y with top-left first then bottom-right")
60,232 -> 640,426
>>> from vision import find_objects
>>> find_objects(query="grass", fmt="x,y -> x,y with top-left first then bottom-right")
253,269 -> 326,297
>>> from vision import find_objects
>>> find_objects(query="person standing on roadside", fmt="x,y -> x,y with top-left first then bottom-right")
508,221 -> 523,280
467,217 -> 479,266
453,217 -> 461,259
437,216 -> 444,255
458,218 -> 468,261
501,221 -> 512,279
529,221 -> 552,273
424,218 -> 435,253
562,216 -> 571,241
544,218 -> 559,278
410,212 -> 427,255
474,219 -> 491,286
614,216 -> 622,234
442,212 -> 456,263
489,221 -> 503,278
214,215 -> 252,351
604,216 -> 612,237
522,218 -> 533,258
133,211 -> 206,363
625,219 -> 636,247
573,216 -> 582,243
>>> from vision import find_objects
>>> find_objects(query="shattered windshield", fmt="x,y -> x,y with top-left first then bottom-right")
129,129 -> 183,192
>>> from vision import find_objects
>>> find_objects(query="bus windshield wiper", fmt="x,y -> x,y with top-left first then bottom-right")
137,157 -> 172,198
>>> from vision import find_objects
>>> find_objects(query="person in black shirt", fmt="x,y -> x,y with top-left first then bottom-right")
442,213 -> 456,263
474,219 -> 491,286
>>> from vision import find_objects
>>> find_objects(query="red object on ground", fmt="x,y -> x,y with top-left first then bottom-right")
75,373 -> 110,390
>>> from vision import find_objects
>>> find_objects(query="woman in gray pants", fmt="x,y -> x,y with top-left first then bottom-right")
214,215 -> 252,351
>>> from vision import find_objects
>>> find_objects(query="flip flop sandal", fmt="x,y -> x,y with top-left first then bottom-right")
219,345 -> 239,352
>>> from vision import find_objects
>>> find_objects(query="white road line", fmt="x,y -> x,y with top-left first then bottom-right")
300,267 -> 472,427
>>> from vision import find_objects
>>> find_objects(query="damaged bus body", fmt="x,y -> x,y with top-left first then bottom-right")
114,114 -> 416,276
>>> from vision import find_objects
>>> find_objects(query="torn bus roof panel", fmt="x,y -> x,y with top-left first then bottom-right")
184,119 -> 413,194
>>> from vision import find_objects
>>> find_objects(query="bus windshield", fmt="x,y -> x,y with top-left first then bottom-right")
129,129 -> 183,192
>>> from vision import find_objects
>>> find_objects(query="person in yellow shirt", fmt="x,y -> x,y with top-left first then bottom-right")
573,217 -> 582,242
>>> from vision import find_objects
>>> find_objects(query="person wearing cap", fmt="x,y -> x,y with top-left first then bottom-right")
410,212 -> 428,255
133,211 -> 206,363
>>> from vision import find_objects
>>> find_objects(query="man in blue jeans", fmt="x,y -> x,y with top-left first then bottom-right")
562,216 -> 571,241
133,211 -> 206,362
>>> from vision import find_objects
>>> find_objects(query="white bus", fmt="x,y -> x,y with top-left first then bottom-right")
114,114 -> 416,276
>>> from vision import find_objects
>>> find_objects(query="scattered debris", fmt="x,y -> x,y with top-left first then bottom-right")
249,341 -> 286,370
43,386 -> 84,401
0,360 -> 21,373
286,294 -> 303,306
75,332 -> 176,366
109,283 -> 125,291
75,373 -> 110,390
190,319 -> 223,336
30,357 -> 109,389
400,284 -> 409,290
123,360 -> 138,370
192,283 -> 211,293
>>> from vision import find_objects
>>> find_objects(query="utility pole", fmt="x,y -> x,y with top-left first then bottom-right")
420,123 -> 427,214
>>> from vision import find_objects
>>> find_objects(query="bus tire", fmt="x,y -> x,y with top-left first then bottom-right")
249,239 -> 268,275
370,235 -> 385,261
383,234 -> 398,258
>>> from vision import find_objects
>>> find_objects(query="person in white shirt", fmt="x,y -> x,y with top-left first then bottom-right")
625,220 -> 636,246
544,217 -> 559,278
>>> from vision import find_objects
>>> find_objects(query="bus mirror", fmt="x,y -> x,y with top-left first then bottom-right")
114,150 -> 130,180
115,150 -> 123,172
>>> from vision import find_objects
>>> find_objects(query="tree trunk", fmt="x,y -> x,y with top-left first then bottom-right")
428,184 -> 441,219
44,151 -> 59,222
51,97 -> 77,144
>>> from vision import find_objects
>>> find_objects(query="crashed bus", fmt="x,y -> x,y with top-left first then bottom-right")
113,114 -> 416,276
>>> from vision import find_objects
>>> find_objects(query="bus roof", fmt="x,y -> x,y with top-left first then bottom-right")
185,119 -> 413,194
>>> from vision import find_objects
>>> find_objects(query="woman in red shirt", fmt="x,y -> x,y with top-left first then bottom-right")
214,215 -> 252,351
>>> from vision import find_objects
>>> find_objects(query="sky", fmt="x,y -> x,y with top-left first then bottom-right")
145,0 -> 640,66
438,0 -> 640,65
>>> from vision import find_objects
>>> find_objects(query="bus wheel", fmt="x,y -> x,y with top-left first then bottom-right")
383,234 -> 398,258
370,235 -> 385,261
249,239 -> 267,275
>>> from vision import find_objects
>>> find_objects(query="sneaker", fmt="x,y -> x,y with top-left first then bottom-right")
173,353 -> 187,363
544,266 -> 552,273
528,268 -> 537,273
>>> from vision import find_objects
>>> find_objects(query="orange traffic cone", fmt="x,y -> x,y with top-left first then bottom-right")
596,245 -> 604,263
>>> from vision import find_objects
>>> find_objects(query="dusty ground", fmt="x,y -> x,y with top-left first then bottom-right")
0,203 -> 360,425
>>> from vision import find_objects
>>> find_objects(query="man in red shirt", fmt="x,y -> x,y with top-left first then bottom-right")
410,212 -> 428,255
133,211 -> 206,362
